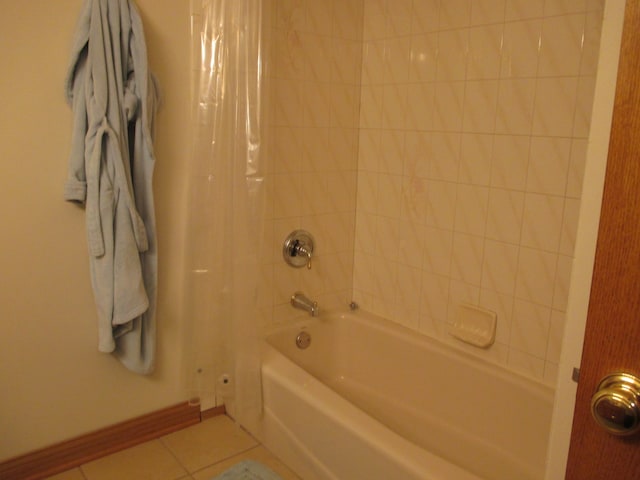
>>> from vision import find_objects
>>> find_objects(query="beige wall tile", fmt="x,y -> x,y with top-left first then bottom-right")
539,14 -> 585,77
412,0 -> 441,33
510,300 -> 552,359
527,137 -> 572,196
501,19 -> 542,78
439,0 -> 472,29
505,0 -> 545,21
482,240 -> 519,295
486,188 -> 525,244
532,77 -> 580,137
515,248 -> 558,306
495,78 -> 536,134
471,0 -> 507,25
467,25 -> 504,80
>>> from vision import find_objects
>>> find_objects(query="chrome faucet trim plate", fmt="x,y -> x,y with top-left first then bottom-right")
283,230 -> 314,269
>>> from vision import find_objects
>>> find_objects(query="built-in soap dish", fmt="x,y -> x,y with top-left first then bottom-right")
448,303 -> 497,349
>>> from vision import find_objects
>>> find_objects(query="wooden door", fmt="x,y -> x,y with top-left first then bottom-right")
565,1 -> 640,478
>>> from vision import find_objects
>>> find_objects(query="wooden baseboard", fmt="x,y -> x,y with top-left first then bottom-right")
0,401 -> 202,480
201,404 -> 226,421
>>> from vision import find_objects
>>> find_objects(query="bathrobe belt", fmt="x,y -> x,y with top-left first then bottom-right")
86,116 -> 148,258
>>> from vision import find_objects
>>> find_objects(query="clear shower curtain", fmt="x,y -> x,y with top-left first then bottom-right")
185,0 -> 266,431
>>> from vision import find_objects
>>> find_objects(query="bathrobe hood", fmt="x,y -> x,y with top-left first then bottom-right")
65,0 -> 160,374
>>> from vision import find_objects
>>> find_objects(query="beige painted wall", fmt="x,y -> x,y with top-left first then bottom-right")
0,0 -> 191,461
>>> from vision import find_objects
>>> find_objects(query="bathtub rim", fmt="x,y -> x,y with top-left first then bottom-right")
264,306 -> 555,401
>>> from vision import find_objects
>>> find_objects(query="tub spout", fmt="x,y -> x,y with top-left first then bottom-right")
291,291 -> 319,317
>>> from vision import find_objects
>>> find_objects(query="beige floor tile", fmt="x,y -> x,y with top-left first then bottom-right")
80,440 -> 187,480
161,415 -> 258,473
191,446 -> 301,480
45,468 -> 86,480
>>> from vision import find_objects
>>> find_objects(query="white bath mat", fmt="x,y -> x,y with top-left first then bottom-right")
211,460 -> 283,480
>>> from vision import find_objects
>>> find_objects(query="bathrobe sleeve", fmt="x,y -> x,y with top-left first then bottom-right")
64,3 -> 91,203
64,64 -> 88,202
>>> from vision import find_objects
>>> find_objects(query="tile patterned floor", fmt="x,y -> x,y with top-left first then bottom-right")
45,415 -> 300,480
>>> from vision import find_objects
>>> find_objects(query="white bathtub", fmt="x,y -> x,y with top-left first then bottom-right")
258,309 -> 554,480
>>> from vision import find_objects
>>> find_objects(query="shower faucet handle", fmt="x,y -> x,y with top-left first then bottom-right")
283,230 -> 314,270
296,243 -> 312,269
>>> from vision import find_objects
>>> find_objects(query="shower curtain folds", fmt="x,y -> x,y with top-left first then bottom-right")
185,0 -> 266,429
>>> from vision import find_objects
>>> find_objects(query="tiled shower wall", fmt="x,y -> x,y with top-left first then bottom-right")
258,0 -> 364,327
190,0 -> 605,388
352,0 -> 604,383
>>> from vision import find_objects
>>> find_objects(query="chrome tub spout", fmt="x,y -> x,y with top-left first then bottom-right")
291,291 -> 319,317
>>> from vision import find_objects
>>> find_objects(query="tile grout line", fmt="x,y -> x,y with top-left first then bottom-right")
187,445 -> 264,478
157,437 -> 192,479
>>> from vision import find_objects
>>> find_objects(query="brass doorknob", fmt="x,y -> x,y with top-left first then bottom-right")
591,372 -> 640,436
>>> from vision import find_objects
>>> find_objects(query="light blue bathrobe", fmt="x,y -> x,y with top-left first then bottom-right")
64,0 -> 159,374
